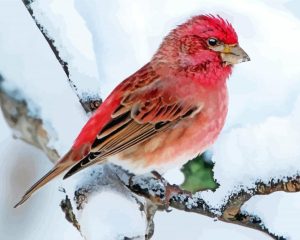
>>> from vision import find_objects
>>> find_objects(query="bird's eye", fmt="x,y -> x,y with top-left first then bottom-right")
207,38 -> 219,47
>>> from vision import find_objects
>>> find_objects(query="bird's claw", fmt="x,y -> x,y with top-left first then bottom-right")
151,171 -> 191,211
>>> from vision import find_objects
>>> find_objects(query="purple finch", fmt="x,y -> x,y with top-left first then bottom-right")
15,15 -> 249,208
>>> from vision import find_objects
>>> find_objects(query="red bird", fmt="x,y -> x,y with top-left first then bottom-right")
15,15 -> 249,207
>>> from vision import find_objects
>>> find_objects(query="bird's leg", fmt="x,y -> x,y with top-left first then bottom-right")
151,171 -> 191,211
151,170 -> 165,182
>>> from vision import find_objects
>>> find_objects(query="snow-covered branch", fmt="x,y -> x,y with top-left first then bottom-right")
21,0 -> 102,114
0,80 -> 59,163
126,172 -> 300,240
1,79 -> 299,239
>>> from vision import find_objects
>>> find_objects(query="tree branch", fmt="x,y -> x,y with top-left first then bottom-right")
21,0 -> 102,114
1,69 -> 296,240
126,172 -> 298,240
0,81 -> 59,163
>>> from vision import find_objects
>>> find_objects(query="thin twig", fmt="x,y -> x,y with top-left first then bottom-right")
21,0 -> 102,114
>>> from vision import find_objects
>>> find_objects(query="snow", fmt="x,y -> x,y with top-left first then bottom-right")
0,107 -> 10,142
1,0 -> 300,239
0,0 -> 87,155
1,81 -> 41,118
243,192 -> 300,240
162,167 -> 185,186
79,191 -> 146,240
0,137 -> 82,240
30,0 -> 101,99
205,96 -> 300,206
154,209 -> 270,240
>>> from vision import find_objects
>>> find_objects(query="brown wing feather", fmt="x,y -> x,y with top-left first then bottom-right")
63,98 -> 201,179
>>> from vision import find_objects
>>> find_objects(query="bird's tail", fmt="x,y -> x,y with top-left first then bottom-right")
14,152 -> 74,208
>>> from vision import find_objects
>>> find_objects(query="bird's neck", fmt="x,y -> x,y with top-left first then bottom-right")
153,60 -> 232,89
185,62 -> 232,88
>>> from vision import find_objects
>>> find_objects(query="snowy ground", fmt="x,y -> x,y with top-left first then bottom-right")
1,0 -> 300,239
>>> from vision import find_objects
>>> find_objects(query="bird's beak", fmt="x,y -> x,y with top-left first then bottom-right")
220,44 -> 250,65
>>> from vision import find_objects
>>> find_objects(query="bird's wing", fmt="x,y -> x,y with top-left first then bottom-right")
14,64 -> 202,207
63,74 -> 202,179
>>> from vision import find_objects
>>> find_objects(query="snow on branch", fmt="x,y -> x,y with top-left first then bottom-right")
1,78 -> 299,239
0,81 -> 59,163
127,173 -> 299,240
21,0 -> 102,114
22,1 -> 71,82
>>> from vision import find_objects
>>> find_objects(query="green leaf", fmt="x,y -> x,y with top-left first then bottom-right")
180,154 -> 218,193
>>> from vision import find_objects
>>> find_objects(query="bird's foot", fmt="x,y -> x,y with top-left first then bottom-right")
151,171 -> 191,211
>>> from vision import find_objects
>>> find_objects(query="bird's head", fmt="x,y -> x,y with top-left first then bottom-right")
153,15 -> 250,86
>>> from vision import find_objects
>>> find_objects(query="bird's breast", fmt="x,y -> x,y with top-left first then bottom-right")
109,85 -> 228,175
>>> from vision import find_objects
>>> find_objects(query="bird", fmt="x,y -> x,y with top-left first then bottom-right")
14,14 -> 250,208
